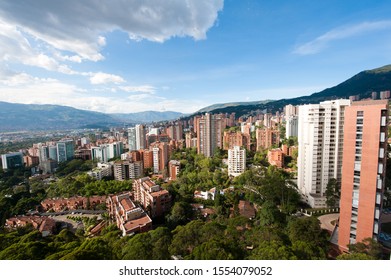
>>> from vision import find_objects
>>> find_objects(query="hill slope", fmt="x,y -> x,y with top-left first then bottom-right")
0,102 -> 121,131
193,64 -> 391,117
110,111 -> 185,123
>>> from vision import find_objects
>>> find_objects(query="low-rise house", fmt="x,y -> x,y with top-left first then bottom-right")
107,192 -> 152,236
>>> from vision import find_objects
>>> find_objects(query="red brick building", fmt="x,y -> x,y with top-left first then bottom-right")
133,177 -> 172,218
338,100 -> 388,251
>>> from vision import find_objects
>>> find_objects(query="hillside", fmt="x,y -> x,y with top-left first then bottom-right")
196,100 -> 273,113
0,102 -> 122,131
110,111 -> 185,123
187,64 -> 391,118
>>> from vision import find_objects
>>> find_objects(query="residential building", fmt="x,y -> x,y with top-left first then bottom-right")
40,159 -> 58,174
228,146 -> 246,177
41,195 -> 106,212
88,162 -> 113,180
223,130 -> 250,150
23,155 -> 39,167
48,145 -> 58,161
133,177 -> 172,218
150,141 -> 169,174
113,160 -> 143,180
286,115 -> 299,138
135,124 -> 146,150
338,100 -> 389,251
267,148 -> 284,168
168,160 -> 180,180
1,152 -> 24,169
128,127 -> 137,151
5,216 -> 56,237
297,99 -> 350,208
140,149 -> 154,169
56,139 -> 74,163
256,127 -> 280,150
380,90 -> 390,100
196,113 -> 224,157
107,192 -> 152,236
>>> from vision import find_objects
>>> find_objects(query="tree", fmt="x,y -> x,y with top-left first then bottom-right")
258,201 -> 286,227
346,237 -> 383,259
286,216 -> 329,250
166,201 -> 194,228
325,178 -> 340,207
249,240 -> 297,260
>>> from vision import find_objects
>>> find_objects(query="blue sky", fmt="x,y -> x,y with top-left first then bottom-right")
0,0 -> 391,114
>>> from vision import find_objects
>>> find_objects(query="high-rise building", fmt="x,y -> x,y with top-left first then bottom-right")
284,104 -> 299,118
114,160 -> 143,181
135,124 -> 146,150
228,146 -> 246,177
38,145 -> 49,163
338,100 -> 389,251
297,99 -> 350,208
256,127 -> 280,150
48,145 -> 58,161
196,113 -> 224,157
91,142 -> 123,163
150,142 -> 169,174
128,127 -> 137,151
286,115 -> 299,138
1,152 -> 24,169
168,160 -> 181,180
56,139 -> 74,163
223,130 -> 251,151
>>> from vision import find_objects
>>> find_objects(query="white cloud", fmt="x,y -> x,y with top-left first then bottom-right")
0,0 -> 223,61
0,71 -> 203,113
89,72 -> 125,85
119,85 -> 156,94
294,20 -> 391,55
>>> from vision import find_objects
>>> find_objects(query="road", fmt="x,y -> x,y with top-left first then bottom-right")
318,213 -> 339,232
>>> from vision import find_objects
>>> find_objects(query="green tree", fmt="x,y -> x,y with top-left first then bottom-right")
325,178 -> 340,207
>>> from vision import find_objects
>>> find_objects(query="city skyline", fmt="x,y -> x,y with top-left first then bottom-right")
1,1 -> 391,114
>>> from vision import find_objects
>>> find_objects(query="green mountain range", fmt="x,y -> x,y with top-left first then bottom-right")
191,64 -> 391,117
1,64 -> 391,131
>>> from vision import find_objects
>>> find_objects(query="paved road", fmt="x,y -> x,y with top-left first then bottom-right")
318,213 -> 339,232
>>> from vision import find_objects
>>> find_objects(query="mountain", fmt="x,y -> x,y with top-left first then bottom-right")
188,64 -> 391,117
0,102 -> 122,131
110,111 -> 185,123
196,100 -> 273,113
0,102 -> 184,131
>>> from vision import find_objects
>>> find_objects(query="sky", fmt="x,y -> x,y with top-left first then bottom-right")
1,0 -> 391,114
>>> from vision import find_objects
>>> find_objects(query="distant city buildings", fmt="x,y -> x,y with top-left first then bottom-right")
1,152 -> 24,169
256,127 -> 280,150
56,139 -> 75,163
113,160 -> 143,180
87,162 -> 113,180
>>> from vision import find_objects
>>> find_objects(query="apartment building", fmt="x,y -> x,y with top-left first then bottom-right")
338,100 -> 389,251
133,177 -> 172,218
297,99 -> 350,208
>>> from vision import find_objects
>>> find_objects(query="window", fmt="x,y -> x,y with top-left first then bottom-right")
381,116 -> 387,126
357,111 -> 364,117
356,119 -> 363,125
380,132 -> 386,142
